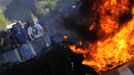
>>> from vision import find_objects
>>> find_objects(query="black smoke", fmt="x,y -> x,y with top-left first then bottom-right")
62,0 -> 134,42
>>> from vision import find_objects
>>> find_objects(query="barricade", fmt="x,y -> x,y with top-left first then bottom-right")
17,43 -> 36,61
3,49 -> 22,64
31,37 -> 46,55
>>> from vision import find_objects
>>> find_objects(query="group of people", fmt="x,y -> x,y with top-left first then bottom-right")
0,20 -> 45,54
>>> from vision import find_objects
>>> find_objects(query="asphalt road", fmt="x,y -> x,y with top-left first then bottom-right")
102,60 -> 134,75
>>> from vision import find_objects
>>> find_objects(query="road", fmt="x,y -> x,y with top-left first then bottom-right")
102,60 -> 134,75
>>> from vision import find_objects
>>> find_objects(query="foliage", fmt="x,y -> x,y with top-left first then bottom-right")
0,11 -> 10,30
1,0 -> 9,5
36,0 -> 59,14
0,0 -> 9,10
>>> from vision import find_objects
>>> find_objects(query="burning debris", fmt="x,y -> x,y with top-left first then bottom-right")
69,0 -> 134,73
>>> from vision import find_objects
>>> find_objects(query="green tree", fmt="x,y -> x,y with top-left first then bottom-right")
0,0 -> 9,10
0,11 -> 10,30
1,0 -> 9,5
36,0 -> 59,14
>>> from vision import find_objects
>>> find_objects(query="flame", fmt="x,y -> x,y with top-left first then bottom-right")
64,35 -> 69,39
69,0 -> 134,73
69,45 -> 88,54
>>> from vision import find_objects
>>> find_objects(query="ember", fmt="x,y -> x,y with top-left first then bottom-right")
69,0 -> 134,73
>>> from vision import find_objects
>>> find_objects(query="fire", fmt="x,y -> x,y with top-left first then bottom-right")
69,45 -> 87,54
64,35 -> 69,39
69,0 -> 134,73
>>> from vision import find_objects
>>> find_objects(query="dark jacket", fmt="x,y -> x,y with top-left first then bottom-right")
11,26 -> 28,45
0,31 -> 14,52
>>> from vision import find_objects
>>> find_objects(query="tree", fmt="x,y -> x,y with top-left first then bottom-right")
0,0 -> 9,10
36,0 -> 59,14
0,11 -> 10,30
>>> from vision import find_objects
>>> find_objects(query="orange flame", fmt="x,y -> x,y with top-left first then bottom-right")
64,35 -> 69,40
69,0 -> 134,73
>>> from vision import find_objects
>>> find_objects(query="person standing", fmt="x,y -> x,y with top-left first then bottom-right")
27,20 -> 45,54
11,22 -> 28,48
0,30 -> 15,53
27,20 -> 44,41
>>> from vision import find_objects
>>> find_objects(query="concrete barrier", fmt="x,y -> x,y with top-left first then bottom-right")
31,37 -> 46,55
3,49 -> 22,63
17,43 -> 36,61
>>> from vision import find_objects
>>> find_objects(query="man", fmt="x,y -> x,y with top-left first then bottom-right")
0,30 -> 15,53
11,22 -> 28,48
27,20 -> 44,41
